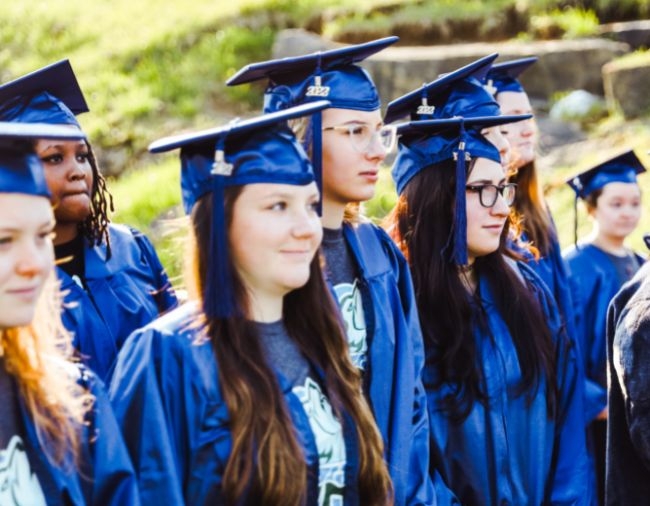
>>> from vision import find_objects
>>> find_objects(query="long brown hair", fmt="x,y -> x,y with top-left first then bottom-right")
1,272 -> 92,466
385,159 -> 558,422
509,160 -> 553,255
188,189 -> 393,505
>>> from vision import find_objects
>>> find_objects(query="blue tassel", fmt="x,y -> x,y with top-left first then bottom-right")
204,146 -> 236,319
312,111 -> 323,215
452,121 -> 469,265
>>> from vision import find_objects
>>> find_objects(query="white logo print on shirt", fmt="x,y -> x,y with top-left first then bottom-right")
0,435 -> 46,506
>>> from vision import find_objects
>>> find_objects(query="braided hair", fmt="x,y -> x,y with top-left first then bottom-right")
80,142 -> 114,258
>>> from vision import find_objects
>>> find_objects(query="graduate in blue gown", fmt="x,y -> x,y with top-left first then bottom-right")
109,103 -> 394,505
384,116 -> 591,505
563,150 -> 646,503
0,122 -> 139,505
227,38 -> 434,505
0,60 -> 178,381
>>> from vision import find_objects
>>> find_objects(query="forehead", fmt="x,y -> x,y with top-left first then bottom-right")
599,181 -> 642,198
322,107 -> 382,124
0,193 -> 53,225
496,91 -> 532,113
467,157 -> 505,182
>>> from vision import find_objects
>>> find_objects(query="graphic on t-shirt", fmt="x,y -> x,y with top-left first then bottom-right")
333,279 -> 368,370
293,377 -> 346,506
0,435 -> 46,506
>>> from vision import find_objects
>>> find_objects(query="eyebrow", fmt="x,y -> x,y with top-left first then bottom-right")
0,220 -> 54,232
37,140 -> 86,150
466,178 -> 506,185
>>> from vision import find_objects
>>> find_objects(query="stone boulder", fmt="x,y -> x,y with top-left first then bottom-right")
603,55 -> 650,119
598,20 -> 650,50
362,38 -> 629,103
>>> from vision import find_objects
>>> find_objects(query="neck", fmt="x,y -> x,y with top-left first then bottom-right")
53,223 -> 79,246
591,232 -> 627,256
321,198 -> 346,229
247,291 -> 284,323
458,260 -> 478,293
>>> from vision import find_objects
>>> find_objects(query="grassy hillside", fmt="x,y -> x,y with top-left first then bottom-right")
3,0 -> 650,280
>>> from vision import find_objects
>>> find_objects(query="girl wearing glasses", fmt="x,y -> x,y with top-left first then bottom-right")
385,117 -> 590,505
226,38 -> 435,504
0,123 -> 138,505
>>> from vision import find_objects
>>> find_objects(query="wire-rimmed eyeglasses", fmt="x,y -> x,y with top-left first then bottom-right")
465,183 -> 517,208
322,123 -> 397,154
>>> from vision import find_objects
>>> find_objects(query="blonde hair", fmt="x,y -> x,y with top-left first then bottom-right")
290,118 -> 367,226
1,271 -> 93,466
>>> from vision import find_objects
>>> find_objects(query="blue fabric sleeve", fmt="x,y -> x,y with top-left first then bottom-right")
376,227 -> 439,505
79,369 -> 141,506
108,327 -> 187,504
520,264 -> 592,505
129,227 -> 179,314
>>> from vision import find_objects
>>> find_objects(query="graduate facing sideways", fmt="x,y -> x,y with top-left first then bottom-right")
108,102 -> 394,505
0,121 -> 139,505
384,116 -> 591,505
0,60 -> 178,381
228,37 -> 435,505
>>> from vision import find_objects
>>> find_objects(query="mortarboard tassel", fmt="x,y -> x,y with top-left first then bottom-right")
205,144 -> 237,319
451,120 -> 469,265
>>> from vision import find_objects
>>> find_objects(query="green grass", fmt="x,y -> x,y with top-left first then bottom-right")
5,0 -> 650,277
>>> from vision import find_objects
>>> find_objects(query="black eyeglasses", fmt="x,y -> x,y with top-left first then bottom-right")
465,183 -> 517,208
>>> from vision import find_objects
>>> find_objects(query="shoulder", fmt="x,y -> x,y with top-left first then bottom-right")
347,221 -> 406,264
118,303 -> 212,372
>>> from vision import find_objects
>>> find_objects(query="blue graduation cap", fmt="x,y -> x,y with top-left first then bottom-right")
567,150 -> 646,199
149,100 -> 330,319
392,115 -> 521,265
226,36 -> 397,113
227,37 -> 396,200
483,56 -> 538,96
0,59 -> 89,128
383,53 -> 499,125
0,121 -> 87,197
567,149 -> 646,245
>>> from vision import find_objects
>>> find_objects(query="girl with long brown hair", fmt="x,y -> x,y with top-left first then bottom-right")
0,122 -> 138,505
384,116 -> 590,504
108,104 -> 393,505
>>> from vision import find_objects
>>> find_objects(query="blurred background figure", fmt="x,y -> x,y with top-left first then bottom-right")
564,149 -> 646,504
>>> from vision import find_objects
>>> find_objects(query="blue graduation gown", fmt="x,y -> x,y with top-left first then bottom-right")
564,243 -> 645,422
108,303 -> 365,505
606,261 -> 650,504
341,222 -> 435,505
425,261 -> 591,505
18,363 -> 139,505
58,224 -> 178,381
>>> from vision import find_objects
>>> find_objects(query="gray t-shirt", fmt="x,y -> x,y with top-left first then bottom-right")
0,359 -> 48,505
604,250 -> 642,286
257,321 -> 346,506
321,227 -> 368,371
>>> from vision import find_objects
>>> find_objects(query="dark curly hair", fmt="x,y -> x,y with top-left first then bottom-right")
80,142 -> 114,258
